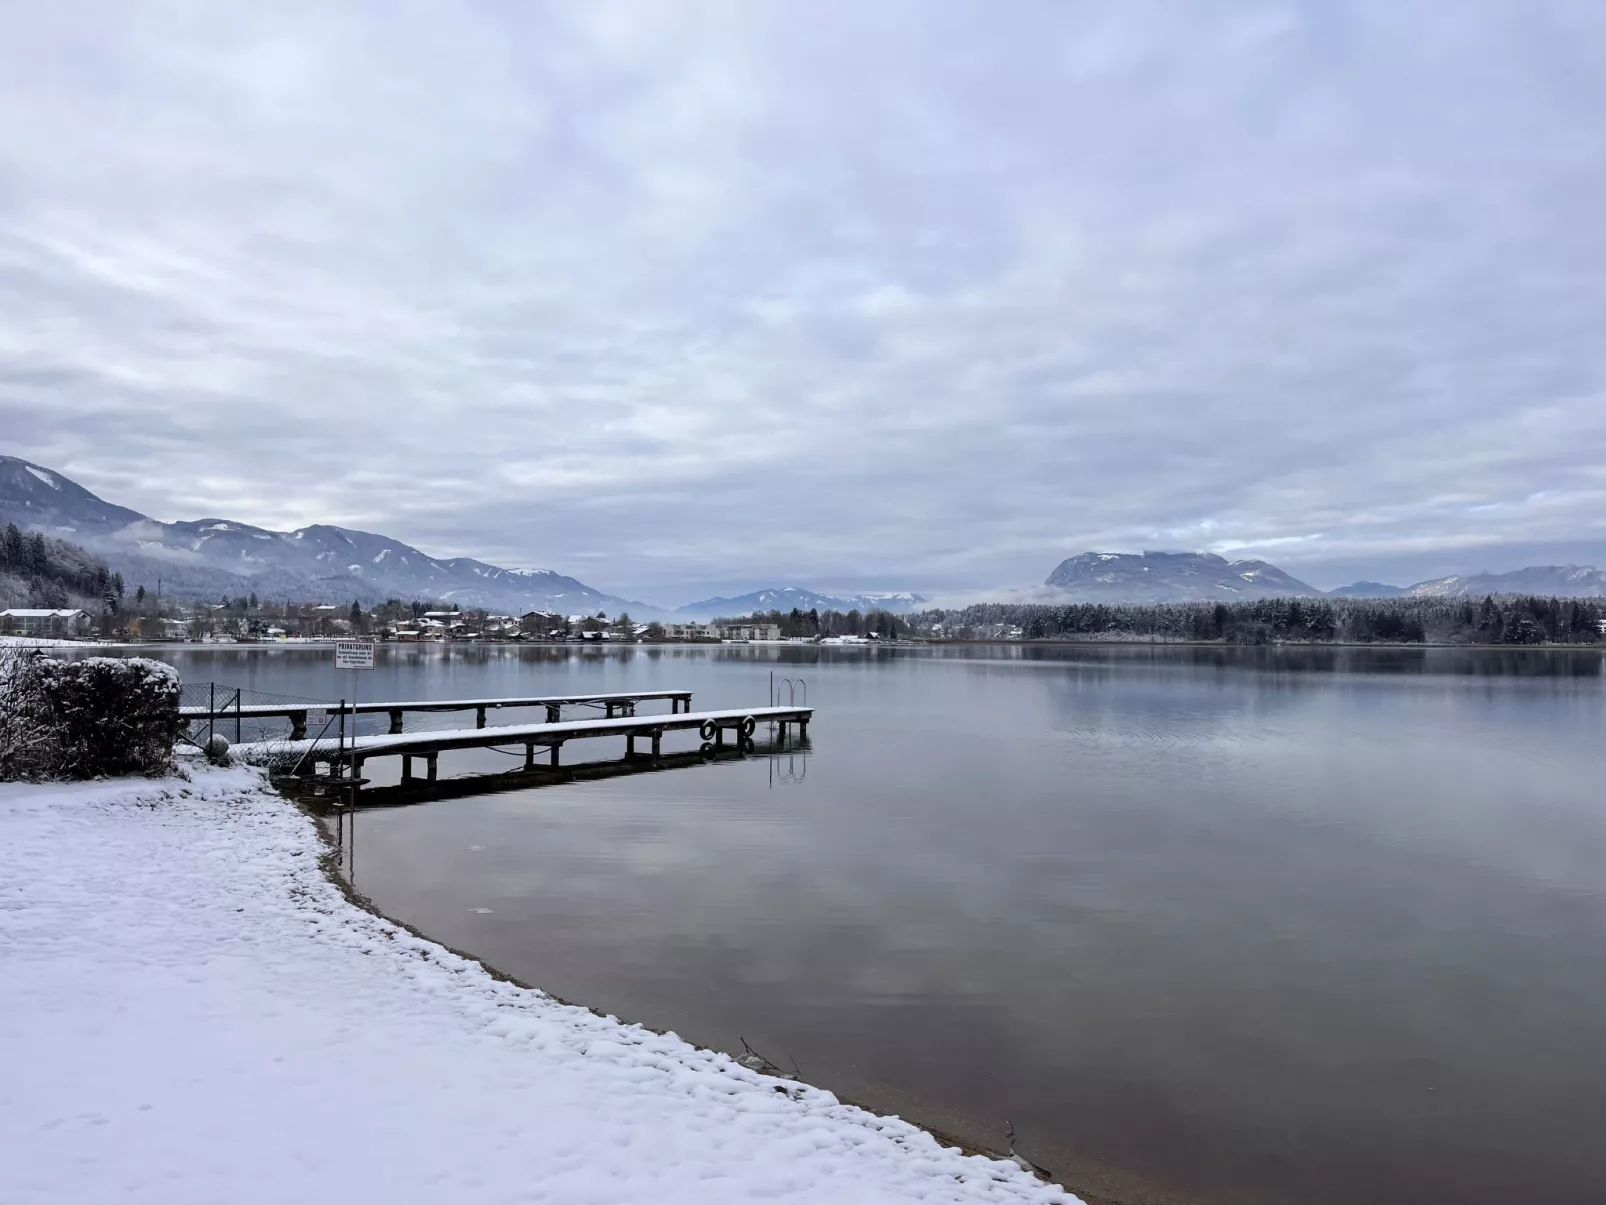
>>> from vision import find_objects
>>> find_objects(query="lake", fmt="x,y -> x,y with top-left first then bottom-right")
129,642 -> 1606,1205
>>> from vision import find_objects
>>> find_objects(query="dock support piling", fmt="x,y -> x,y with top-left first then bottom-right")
426,753 -> 438,782
546,704 -> 561,723
626,733 -> 636,757
524,743 -> 535,770
476,706 -> 486,729
389,710 -> 403,734
651,729 -> 662,762
289,710 -> 307,740
402,754 -> 413,783
550,743 -> 561,768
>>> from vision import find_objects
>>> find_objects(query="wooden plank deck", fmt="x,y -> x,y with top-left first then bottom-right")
234,705 -> 813,794
182,689 -> 696,737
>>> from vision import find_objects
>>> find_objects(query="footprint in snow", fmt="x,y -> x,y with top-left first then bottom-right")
470,907 -> 493,914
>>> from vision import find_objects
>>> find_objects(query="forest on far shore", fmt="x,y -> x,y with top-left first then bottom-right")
728,594 -> 1605,645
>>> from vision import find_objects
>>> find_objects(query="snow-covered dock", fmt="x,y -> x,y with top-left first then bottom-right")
183,688 -> 696,738
0,768 -> 1076,1204
232,706 -> 814,791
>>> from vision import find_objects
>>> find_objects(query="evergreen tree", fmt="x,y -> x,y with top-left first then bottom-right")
1,522 -> 22,572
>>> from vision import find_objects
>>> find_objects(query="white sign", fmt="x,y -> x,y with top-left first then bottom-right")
335,640 -> 375,670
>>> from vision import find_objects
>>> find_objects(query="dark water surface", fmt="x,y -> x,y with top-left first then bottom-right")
140,643 -> 1606,1205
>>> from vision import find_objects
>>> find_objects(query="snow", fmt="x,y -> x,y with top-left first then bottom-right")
0,769 -> 1075,1205
24,465 -> 59,488
0,634 -> 88,647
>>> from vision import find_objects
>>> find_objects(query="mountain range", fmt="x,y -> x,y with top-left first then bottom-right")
1042,551 -> 1606,602
674,586 -> 927,620
1400,566 -> 1606,599
8,454 -> 1606,613
0,455 -> 652,616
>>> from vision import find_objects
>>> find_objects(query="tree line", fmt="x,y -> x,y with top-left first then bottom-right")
716,606 -> 912,639
901,595 -> 1604,645
0,523 -> 122,610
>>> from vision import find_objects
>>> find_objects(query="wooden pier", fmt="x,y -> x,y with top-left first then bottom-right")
183,689 -> 695,738
233,705 -> 813,800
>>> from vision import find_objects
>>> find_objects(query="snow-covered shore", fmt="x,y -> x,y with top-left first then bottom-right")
0,767 -> 1076,1204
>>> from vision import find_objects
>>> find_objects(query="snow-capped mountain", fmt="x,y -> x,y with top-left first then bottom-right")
1405,566 -> 1606,598
0,456 -> 146,532
0,454 -> 654,614
1044,551 -> 1321,602
676,586 -> 928,619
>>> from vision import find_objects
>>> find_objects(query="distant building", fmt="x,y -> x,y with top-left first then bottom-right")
519,610 -> 562,638
715,622 -> 781,641
0,608 -> 91,637
660,621 -> 713,641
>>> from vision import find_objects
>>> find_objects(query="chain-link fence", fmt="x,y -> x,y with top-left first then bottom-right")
178,681 -> 350,775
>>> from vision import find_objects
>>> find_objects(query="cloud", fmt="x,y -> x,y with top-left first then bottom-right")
2,0 -> 1604,597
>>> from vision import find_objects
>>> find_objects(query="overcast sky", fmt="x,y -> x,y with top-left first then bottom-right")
2,2 -> 1604,602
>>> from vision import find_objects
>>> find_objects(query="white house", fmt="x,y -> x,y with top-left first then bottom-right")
715,622 -> 781,642
0,608 -> 92,637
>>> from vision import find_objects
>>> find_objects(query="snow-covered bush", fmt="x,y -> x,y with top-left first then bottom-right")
0,653 -> 182,780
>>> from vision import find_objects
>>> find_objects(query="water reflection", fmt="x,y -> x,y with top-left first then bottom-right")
318,733 -> 813,809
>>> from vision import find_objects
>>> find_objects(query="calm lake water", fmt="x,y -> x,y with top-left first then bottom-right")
132,643 -> 1606,1205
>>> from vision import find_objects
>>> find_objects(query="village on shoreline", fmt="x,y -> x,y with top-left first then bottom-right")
7,589 -> 1605,650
